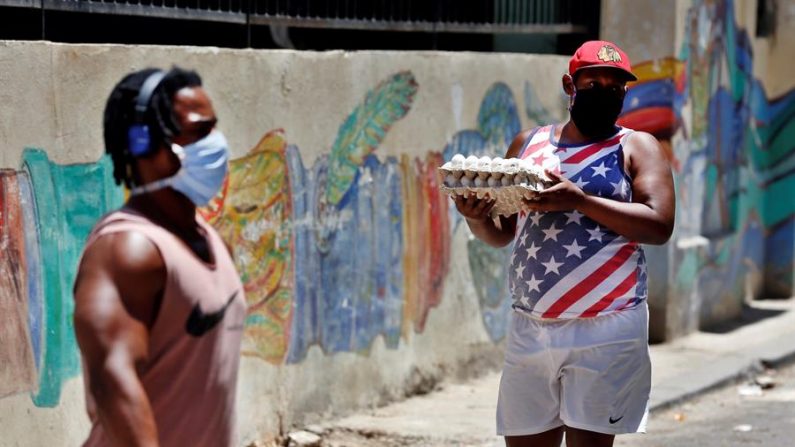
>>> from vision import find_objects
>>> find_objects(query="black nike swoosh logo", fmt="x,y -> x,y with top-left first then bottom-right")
185,291 -> 238,337
609,416 -> 624,424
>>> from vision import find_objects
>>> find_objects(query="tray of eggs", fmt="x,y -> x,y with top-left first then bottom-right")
438,154 -> 553,217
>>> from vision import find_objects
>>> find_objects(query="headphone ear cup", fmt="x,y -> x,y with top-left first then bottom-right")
128,124 -> 152,157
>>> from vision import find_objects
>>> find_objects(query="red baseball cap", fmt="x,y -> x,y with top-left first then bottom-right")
569,40 -> 637,81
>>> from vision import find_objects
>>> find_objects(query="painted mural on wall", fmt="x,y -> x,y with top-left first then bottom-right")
619,0 -> 795,324
1,70 -> 550,406
200,131 -> 296,363
200,72 -> 441,363
618,57 -> 684,171
1,0 -> 792,419
203,73 -> 539,362
0,152 -> 124,407
441,83 -> 522,342
12,2 -> 792,403
677,0 -> 795,316
0,171 -> 37,399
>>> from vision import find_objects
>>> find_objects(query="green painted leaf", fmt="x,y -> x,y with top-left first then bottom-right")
325,71 -> 418,206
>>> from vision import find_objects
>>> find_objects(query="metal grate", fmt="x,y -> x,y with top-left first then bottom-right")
1,0 -> 591,33
39,0 -> 248,23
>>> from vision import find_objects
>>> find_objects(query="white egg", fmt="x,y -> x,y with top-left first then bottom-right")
504,159 -> 520,174
478,156 -> 492,171
449,154 -> 465,170
445,174 -> 458,187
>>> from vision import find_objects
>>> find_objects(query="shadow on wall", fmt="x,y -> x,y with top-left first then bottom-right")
618,0 -> 795,330
0,70 -> 563,408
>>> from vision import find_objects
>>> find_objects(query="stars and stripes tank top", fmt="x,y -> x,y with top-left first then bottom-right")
509,125 -> 648,319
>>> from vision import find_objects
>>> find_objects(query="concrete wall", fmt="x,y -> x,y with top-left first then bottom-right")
4,0 -> 794,442
0,41 -> 569,445
604,0 -> 795,340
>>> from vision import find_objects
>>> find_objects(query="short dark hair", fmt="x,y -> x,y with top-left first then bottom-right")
103,67 -> 202,187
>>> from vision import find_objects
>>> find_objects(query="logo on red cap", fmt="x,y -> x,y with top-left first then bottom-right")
597,45 -> 622,63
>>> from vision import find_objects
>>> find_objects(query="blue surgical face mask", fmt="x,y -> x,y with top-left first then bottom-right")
131,130 -> 230,206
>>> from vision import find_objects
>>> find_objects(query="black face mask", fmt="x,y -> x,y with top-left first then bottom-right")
569,85 -> 625,140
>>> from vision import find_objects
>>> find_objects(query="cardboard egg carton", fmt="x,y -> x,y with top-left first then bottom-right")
438,154 -> 553,217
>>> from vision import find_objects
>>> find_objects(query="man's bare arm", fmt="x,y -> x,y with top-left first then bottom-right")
529,131 -> 675,245
74,232 -> 165,447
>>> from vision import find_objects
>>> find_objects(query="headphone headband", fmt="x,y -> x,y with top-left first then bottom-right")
127,70 -> 166,158
133,70 -> 166,123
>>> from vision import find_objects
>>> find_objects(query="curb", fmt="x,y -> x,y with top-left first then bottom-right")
649,360 -> 764,414
649,330 -> 795,414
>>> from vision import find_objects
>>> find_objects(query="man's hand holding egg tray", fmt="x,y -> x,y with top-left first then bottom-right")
438,154 -> 554,218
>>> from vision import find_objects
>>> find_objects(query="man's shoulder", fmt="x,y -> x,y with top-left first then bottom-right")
507,124 -> 558,157
87,206 -> 148,236
81,230 -> 164,277
521,123 -> 558,137
79,205 -> 165,278
620,129 -> 660,152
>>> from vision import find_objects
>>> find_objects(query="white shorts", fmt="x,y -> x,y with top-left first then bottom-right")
496,303 -> 651,436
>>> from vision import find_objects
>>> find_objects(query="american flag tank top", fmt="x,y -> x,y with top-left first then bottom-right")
509,125 -> 648,319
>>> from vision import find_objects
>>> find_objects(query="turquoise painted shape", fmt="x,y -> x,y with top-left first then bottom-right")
21,149 -> 124,407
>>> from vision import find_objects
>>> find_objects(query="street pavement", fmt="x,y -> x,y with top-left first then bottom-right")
617,361 -> 795,446
300,298 -> 795,446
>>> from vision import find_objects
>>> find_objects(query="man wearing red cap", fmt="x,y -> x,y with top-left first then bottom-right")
455,41 -> 675,446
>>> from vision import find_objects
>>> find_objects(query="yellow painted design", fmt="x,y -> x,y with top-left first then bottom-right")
201,130 -> 294,364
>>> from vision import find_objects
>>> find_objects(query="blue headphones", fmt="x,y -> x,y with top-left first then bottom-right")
127,70 -> 166,157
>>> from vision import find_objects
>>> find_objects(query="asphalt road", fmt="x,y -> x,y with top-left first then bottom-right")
616,361 -> 795,447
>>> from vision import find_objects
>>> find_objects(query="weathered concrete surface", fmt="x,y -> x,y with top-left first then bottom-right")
600,0 -> 677,62
0,42 -> 567,167
2,1 -> 795,444
0,40 -> 569,446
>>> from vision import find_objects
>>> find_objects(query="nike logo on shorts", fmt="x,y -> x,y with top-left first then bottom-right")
609,415 -> 624,424
185,291 -> 238,337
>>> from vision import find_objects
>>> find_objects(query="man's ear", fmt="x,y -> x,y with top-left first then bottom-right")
562,74 -> 575,96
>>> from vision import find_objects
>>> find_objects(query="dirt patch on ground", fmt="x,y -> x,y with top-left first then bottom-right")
320,427 -> 430,447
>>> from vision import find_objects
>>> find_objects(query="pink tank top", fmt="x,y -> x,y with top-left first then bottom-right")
80,209 -> 246,447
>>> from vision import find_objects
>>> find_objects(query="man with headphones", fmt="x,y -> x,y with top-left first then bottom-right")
73,67 -> 246,447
